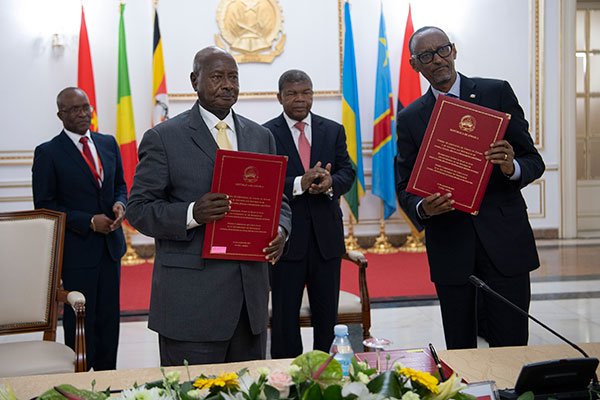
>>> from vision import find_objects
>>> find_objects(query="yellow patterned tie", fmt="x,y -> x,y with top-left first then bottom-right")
215,121 -> 232,150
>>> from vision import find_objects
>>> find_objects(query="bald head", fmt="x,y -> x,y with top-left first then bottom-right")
190,46 -> 240,119
57,87 -> 87,110
409,26 -> 449,55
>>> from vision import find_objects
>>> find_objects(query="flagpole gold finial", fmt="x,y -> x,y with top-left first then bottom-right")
153,0 -> 159,8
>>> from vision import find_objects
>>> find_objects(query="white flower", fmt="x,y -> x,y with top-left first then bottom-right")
165,371 -> 180,385
342,382 -> 370,398
287,364 -> 301,377
402,392 -> 421,400
186,389 -> 209,399
237,372 -> 255,393
220,392 -> 245,400
356,361 -> 369,370
257,367 -> 270,377
0,384 -> 17,400
267,371 -> 293,398
118,387 -> 170,400
357,372 -> 370,384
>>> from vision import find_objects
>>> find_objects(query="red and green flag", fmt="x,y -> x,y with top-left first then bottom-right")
77,5 -> 98,131
116,3 -> 138,193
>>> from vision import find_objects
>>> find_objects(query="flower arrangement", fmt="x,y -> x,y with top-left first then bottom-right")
0,351 -> 476,400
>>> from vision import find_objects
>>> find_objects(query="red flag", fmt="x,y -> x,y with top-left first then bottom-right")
397,4 -> 421,112
77,6 -> 98,131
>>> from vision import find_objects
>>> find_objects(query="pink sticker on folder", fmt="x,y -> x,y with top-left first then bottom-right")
211,246 -> 227,254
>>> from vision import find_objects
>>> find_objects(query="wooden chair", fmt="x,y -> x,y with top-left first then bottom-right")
0,209 -> 87,377
269,250 -> 371,347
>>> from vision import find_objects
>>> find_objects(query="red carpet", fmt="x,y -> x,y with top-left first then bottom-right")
340,252 -> 436,302
120,253 -> 437,313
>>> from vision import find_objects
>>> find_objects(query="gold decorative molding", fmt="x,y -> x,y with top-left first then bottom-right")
0,196 -> 32,203
531,0 -> 544,149
0,151 -> 33,165
0,181 -> 31,189
527,179 -> 546,219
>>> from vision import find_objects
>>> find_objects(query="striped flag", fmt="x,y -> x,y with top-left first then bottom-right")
371,8 -> 396,219
397,3 -> 421,112
152,8 -> 169,126
77,5 -> 98,131
116,3 -> 137,193
341,1 -> 365,221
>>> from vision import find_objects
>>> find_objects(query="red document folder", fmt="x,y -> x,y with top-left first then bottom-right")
355,348 -> 453,379
407,95 -> 510,215
202,149 -> 287,262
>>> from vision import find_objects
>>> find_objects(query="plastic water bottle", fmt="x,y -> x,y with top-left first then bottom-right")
330,324 -> 354,377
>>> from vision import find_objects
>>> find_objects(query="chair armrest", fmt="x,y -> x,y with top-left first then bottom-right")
57,289 -> 87,372
342,250 -> 367,269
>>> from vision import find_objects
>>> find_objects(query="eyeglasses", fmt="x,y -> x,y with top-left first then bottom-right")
61,104 -> 93,115
413,43 -> 454,64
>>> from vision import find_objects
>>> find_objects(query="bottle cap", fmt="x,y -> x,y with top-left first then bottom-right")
334,324 -> 348,336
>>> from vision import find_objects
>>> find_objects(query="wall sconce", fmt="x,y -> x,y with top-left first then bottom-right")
51,33 -> 64,48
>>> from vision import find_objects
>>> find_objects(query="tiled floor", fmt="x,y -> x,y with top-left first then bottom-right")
2,239 -> 599,370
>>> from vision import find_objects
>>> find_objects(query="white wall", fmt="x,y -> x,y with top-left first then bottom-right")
0,0 -> 559,237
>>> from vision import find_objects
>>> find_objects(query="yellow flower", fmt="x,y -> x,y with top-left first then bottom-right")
398,367 -> 439,393
193,372 -> 239,390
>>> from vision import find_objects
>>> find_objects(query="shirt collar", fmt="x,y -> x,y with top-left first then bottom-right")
431,73 -> 461,99
64,128 -> 91,146
282,112 -> 311,131
198,104 -> 236,132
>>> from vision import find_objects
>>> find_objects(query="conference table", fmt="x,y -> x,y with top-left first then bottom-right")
1,343 -> 598,399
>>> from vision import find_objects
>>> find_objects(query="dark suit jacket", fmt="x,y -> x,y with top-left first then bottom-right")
263,113 -> 355,261
32,131 -> 127,269
395,74 -> 545,285
126,103 -> 292,342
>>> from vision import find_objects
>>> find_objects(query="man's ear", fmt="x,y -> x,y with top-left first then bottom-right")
190,72 -> 197,91
409,57 -> 420,73
276,92 -> 283,105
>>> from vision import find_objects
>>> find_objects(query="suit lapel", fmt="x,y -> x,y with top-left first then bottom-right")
57,131 -> 100,189
188,102 -> 218,163
459,74 -> 481,105
92,132 -> 114,192
417,90 -> 436,129
273,114 -> 304,172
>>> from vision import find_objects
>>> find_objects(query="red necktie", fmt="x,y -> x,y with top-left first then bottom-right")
295,121 -> 310,171
79,136 -> 101,187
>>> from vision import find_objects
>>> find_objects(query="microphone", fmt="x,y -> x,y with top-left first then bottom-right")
468,275 -> 599,386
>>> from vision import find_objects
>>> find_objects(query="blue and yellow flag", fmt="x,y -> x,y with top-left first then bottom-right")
372,8 -> 396,219
342,1 -> 365,221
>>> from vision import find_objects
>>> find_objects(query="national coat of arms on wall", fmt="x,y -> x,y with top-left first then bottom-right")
215,0 -> 286,63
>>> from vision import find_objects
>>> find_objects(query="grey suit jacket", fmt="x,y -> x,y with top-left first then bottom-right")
127,102 -> 292,342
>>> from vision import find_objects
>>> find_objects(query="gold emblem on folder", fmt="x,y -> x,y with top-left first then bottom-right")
215,0 -> 286,63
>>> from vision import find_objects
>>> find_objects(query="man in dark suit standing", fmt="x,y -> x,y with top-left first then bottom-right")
264,70 -> 355,358
32,87 -> 127,370
127,47 -> 291,366
395,27 -> 545,349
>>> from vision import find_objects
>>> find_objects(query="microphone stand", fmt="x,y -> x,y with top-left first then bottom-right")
468,275 -> 599,388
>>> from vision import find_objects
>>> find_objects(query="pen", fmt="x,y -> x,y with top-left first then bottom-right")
428,343 -> 446,382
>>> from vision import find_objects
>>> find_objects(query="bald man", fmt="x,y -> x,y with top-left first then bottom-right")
127,47 -> 292,365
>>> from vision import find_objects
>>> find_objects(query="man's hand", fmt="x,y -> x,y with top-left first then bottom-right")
110,203 -> 125,231
264,228 -> 286,265
485,140 -> 515,177
300,161 -> 325,191
91,214 -> 115,234
192,192 -> 231,224
308,162 -> 332,194
421,192 -> 454,217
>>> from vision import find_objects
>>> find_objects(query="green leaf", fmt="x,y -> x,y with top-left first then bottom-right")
322,385 -> 342,400
263,385 -> 280,400
292,351 -> 343,385
517,392 -> 535,400
301,383 -> 323,400
38,385 -> 109,400
366,371 -> 403,398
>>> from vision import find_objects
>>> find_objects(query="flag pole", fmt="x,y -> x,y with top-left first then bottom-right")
368,201 -> 399,254
121,225 -> 145,265
345,213 -> 364,253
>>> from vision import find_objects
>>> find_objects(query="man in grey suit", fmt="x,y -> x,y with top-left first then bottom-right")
127,46 -> 292,366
